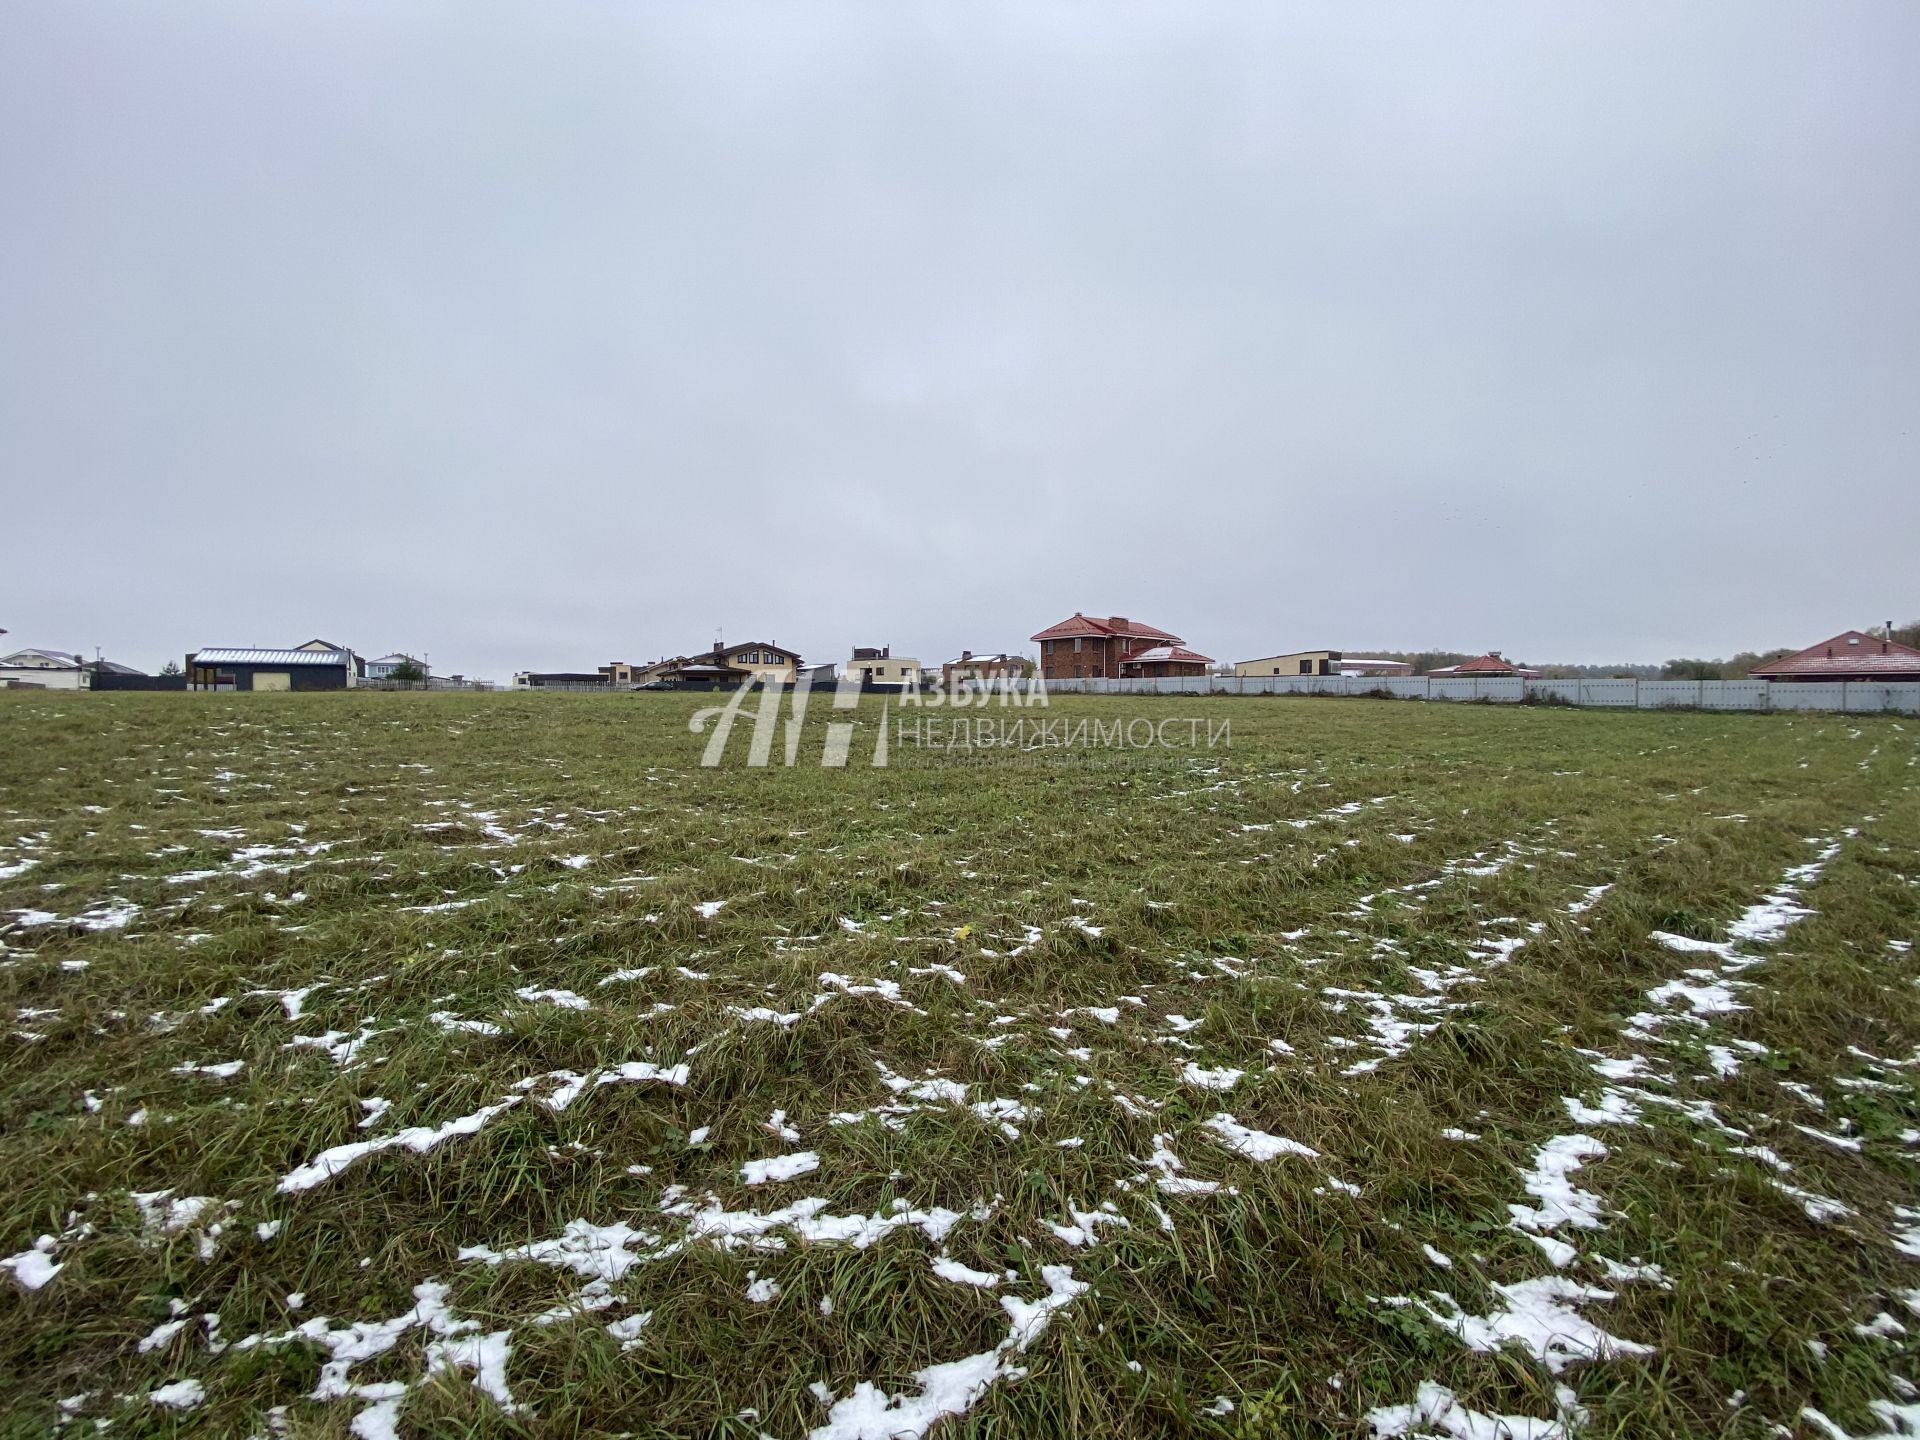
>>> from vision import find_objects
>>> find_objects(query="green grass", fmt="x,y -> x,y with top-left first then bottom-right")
0,691 -> 1916,1438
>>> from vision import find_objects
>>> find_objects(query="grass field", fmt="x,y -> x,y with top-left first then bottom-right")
2,691 -> 1917,1439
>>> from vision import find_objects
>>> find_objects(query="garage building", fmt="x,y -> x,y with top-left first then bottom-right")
187,644 -> 361,691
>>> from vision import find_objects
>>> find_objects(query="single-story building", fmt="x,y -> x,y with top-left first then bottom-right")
187,645 -> 363,691
1032,613 -> 1186,681
513,671 -> 610,688
1426,653 -> 1541,679
1233,649 -> 1343,678
1748,629 -> 1920,683
1338,658 -> 1413,678
1121,644 -> 1213,679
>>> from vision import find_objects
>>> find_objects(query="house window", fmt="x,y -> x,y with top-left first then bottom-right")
1072,637 -> 1082,653
1298,660 -> 1312,674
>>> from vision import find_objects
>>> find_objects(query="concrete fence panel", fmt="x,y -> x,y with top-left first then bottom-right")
1039,675 -> 1917,714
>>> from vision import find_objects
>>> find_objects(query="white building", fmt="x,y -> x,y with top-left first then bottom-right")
0,648 -> 86,689
366,652 -> 427,680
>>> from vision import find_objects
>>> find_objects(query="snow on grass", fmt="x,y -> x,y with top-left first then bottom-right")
1201,1114 -> 1319,1162
278,1100 -> 523,1193
1381,1276 -> 1654,1374
806,1265 -> 1088,1440
230,1279 -> 517,1433
742,1151 -> 822,1186
607,1310 -> 654,1350
147,1378 -> 206,1409
1180,1063 -> 1245,1091
170,1059 -> 245,1079
1367,1380 -> 1581,1438
1508,1134 -> 1610,1257
1,1236 -> 61,1290
930,1256 -> 1004,1288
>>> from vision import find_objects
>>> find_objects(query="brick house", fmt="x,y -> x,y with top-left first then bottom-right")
1031,613 -> 1185,681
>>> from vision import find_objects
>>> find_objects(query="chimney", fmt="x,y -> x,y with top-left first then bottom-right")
961,649 -> 972,661
1110,616 -> 1128,630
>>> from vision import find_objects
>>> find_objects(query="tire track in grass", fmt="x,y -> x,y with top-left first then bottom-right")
1365,828 -> 1856,1435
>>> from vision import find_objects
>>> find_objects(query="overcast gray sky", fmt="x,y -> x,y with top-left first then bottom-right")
3,2 -> 1915,676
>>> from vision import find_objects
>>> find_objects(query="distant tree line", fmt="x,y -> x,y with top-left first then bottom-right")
1325,623 -> 1914,683
1361,651 -> 1659,680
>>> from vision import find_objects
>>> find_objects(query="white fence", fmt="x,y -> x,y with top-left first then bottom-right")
1044,674 -> 1920,714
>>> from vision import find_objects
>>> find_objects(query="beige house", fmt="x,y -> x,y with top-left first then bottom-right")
1234,649 -> 1343,678
843,646 -> 921,686
708,641 -> 800,684
942,651 -> 1035,688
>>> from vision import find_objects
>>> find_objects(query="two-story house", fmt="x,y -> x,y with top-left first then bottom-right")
1030,614 -> 1185,681
843,646 -> 922,687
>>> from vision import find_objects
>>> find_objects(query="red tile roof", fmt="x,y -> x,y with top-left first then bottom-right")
1030,612 -> 1183,644
1427,654 -> 1541,678
1124,645 -> 1213,666
1747,631 -> 1920,679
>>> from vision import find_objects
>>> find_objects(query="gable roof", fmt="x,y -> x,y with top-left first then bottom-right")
1748,631 -> 1920,678
716,641 -> 801,661
0,648 -> 83,668
1030,612 -> 1183,644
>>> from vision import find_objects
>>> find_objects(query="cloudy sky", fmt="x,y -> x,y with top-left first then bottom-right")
3,3 -> 1915,676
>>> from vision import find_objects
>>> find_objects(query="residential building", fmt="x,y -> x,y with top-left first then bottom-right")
692,640 -> 801,685
187,645 -> 363,691
1121,644 -> 1213,679
366,652 -> 427,681
0,648 -> 87,689
941,651 -> 1035,689
1233,649 -> 1343,678
1425,653 -> 1541,679
513,671 -> 610,688
843,646 -> 922,687
1747,628 -> 1920,682
1031,613 -> 1185,681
